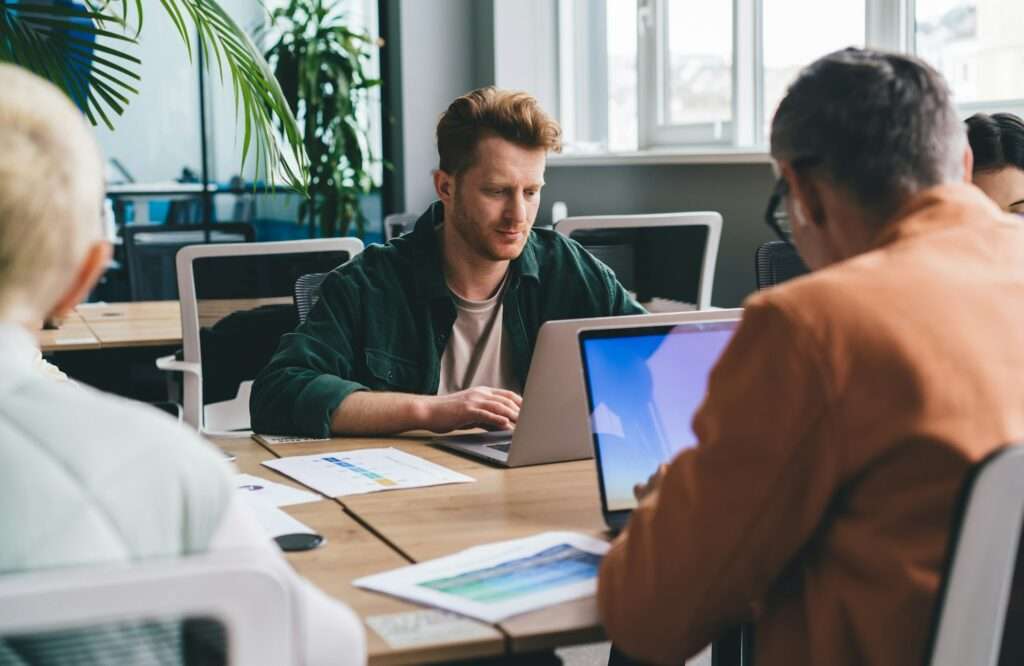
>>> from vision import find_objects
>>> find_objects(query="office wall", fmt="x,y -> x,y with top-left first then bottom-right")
541,163 -> 777,308
398,0 -> 491,214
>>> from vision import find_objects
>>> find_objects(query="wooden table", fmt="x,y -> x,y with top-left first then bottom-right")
41,301 -> 183,352
242,434 -> 612,661
37,311 -> 101,351
217,436 -> 507,665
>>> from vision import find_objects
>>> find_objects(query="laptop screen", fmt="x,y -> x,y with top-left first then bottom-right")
579,319 -> 739,513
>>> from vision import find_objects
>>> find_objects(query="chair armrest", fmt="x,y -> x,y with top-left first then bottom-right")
156,354 -> 201,376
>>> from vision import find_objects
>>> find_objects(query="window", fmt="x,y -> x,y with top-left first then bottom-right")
915,0 -> 1024,114
557,0 -> 1022,157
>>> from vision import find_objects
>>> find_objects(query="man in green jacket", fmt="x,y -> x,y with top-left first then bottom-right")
251,87 -> 643,437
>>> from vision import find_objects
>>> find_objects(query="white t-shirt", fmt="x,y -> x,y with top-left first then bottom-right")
437,276 -> 521,395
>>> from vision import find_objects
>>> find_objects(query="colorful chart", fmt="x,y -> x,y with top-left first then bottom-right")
418,544 -> 601,604
323,456 -> 398,487
263,448 -> 475,497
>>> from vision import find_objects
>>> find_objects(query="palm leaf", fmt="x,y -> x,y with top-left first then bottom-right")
0,0 -> 309,193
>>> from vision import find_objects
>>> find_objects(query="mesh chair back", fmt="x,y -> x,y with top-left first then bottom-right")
754,241 -> 809,290
294,272 -> 329,324
123,223 -> 254,301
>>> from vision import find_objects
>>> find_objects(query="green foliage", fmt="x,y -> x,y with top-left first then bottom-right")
261,0 -> 381,237
0,0 -> 309,193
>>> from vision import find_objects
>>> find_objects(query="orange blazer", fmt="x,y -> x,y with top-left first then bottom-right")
598,183 -> 1024,665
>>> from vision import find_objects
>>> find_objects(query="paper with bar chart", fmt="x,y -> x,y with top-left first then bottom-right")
354,532 -> 609,622
261,448 -> 474,497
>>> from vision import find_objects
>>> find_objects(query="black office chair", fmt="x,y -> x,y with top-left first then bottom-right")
754,241 -> 809,290
922,444 -> 1024,666
122,223 -> 254,301
293,272 -> 329,324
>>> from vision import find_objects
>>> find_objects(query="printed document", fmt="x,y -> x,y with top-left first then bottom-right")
354,532 -> 609,622
234,473 -> 320,507
262,448 -> 474,497
241,495 -> 318,539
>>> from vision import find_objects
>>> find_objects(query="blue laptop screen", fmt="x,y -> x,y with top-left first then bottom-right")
580,320 -> 738,512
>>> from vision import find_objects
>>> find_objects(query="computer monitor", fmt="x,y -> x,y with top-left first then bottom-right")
579,318 -> 739,530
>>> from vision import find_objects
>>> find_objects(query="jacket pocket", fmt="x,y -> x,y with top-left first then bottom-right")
364,348 -> 422,391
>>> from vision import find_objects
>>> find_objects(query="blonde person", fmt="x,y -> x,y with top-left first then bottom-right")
0,64 -> 365,665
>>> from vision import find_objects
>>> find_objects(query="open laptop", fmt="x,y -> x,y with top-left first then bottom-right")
431,309 -> 742,468
579,316 -> 741,531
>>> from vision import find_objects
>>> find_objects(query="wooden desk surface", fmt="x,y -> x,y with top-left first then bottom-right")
37,312 -> 101,351
215,436 -> 506,665
259,435 -> 610,653
84,317 -> 183,348
76,300 -> 181,321
40,301 -> 183,352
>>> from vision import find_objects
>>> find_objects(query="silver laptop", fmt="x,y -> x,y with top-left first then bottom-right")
431,308 -> 742,467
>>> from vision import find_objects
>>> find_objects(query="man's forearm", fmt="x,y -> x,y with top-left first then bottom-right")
329,391 -> 428,435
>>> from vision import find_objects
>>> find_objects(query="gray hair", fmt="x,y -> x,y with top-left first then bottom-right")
770,48 -> 966,221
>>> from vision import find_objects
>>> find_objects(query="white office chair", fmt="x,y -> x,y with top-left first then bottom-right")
925,445 -> 1024,666
383,212 -> 418,240
0,550 -> 297,665
157,238 -> 363,435
555,212 -> 722,311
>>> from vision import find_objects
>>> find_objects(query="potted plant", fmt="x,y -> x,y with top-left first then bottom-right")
261,0 -> 381,238
0,0 -> 308,191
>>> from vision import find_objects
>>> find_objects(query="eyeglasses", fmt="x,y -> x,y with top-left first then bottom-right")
764,157 -> 819,246
764,176 -> 793,245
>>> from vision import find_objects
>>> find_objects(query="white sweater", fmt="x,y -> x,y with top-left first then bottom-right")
0,323 -> 365,665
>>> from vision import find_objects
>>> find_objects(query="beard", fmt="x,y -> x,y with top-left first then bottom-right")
448,196 -> 529,262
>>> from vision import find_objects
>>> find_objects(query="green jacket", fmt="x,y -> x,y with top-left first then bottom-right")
250,202 -> 644,436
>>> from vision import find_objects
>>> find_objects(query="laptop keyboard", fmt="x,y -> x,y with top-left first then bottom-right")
486,443 -> 511,453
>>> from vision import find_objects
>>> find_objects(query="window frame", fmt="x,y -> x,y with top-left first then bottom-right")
556,0 -> 1024,158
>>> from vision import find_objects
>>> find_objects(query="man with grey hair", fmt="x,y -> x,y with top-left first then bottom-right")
598,48 -> 1024,665
0,64 -> 364,664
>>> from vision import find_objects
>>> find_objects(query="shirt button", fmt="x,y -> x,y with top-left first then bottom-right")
387,370 -> 394,380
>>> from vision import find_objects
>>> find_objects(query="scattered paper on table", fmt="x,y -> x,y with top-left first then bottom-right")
234,473 -> 319,507
252,433 -> 330,446
242,495 -> 317,539
354,531 -> 609,623
365,610 -> 496,648
262,448 -> 474,497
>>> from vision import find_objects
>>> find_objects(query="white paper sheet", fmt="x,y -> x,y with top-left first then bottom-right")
234,473 -> 320,507
262,448 -> 474,497
364,610 -> 495,648
353,531 -> 609,623
242,496 -> 317,538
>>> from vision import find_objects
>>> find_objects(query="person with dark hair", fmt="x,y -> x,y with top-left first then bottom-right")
966,112 -> 1024,213
251,88 -> 641,437
599,48 -> 1024,665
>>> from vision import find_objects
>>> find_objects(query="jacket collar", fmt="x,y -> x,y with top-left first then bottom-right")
408,201 -> 541,301
872,182 -> 1016,250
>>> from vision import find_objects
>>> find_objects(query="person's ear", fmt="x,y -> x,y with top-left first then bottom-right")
433,169 -> 455,206
48,241 -> 112,320
780,162 -> 826,228
962,143 -> 974,183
